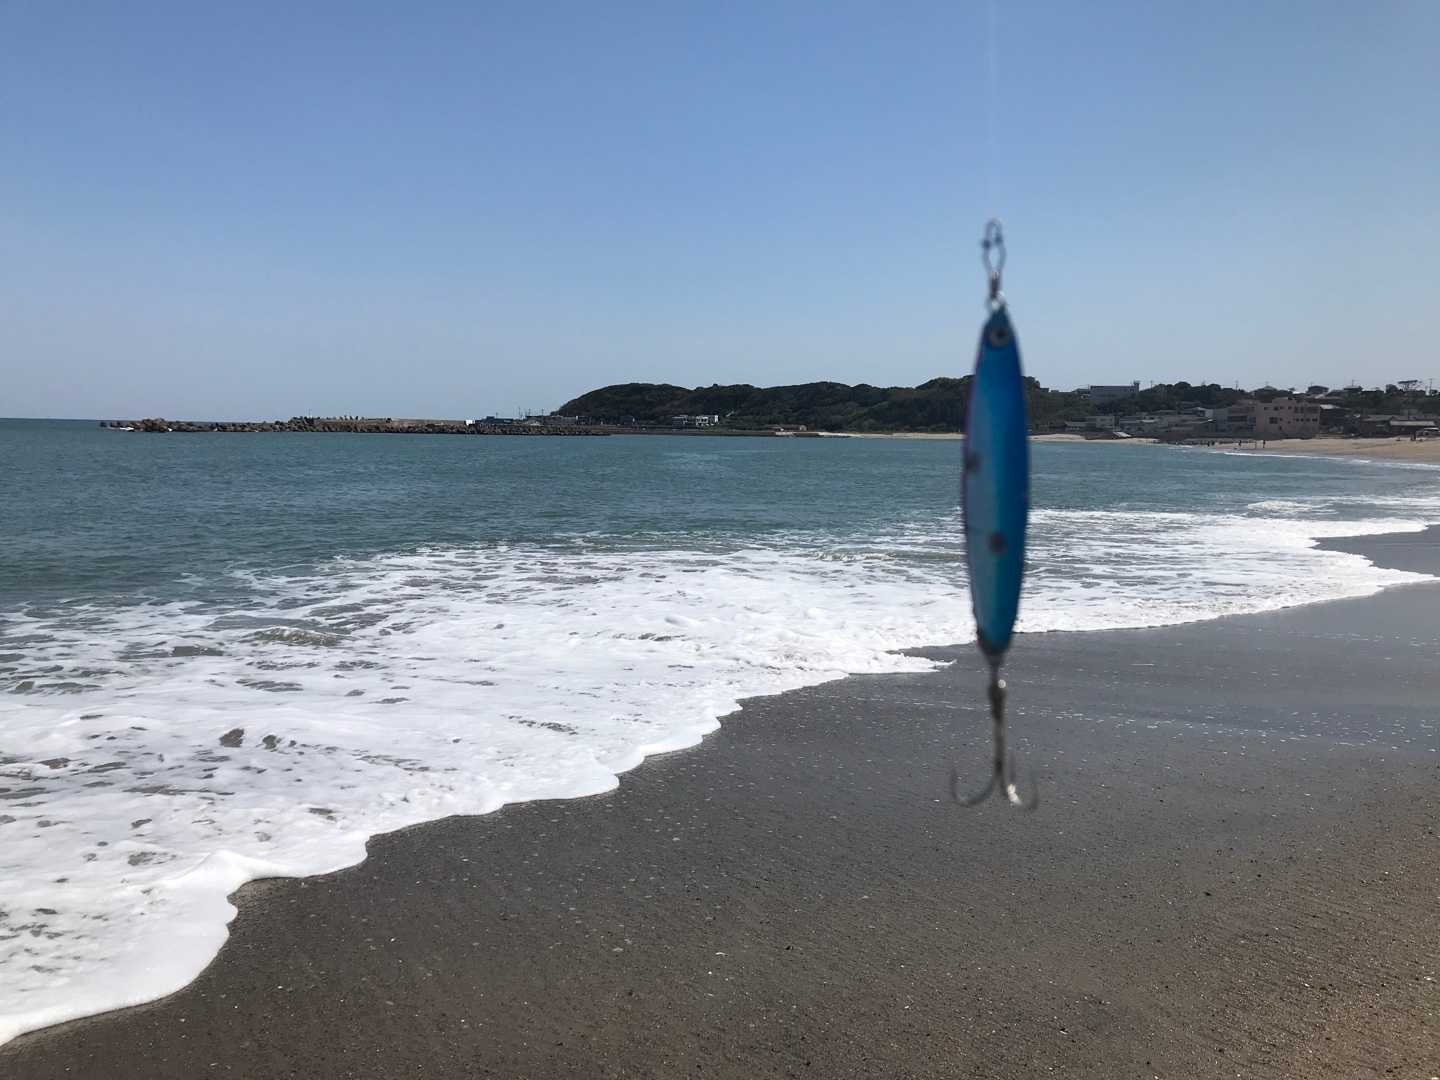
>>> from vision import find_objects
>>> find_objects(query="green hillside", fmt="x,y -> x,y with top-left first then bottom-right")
557,378 -> 1087,433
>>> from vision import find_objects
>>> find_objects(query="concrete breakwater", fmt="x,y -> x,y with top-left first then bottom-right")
102,418 -> 612,436
99,418 -> 805,437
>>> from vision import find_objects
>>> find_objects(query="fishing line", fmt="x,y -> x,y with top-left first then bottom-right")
983,0 -> 999,215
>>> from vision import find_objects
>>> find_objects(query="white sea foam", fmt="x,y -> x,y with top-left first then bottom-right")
0,509 -> 1433,1043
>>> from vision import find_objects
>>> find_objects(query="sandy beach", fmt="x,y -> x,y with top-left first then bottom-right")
838,433 -> 1160,443
834,431 -> 966,440
4,530 -> 1438,1079
1223,436 -> 1440,464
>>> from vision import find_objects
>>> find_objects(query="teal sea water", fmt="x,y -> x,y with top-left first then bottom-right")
8,418 -> 1440,597
2,417 -> 1438,1042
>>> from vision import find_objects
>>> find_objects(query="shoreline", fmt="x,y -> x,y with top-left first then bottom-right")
1215,436 -> 1440,464
835,432 -> 1161,443
5,527 -> 1439,1077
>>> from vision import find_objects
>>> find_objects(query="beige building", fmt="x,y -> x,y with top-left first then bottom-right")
1222,399 -> 1321,437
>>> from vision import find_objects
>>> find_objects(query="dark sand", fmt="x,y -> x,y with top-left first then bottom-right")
5,534 -> 1439,1079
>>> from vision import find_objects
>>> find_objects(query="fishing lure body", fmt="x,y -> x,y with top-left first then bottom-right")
962,305 -> 1029,659
954,219 -> 1036,809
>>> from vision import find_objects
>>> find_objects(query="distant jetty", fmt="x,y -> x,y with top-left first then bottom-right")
101,417 -> 612,436
96,416 -> 809,437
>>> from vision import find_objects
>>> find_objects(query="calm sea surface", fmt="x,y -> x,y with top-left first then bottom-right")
2,417 -> 1438,1041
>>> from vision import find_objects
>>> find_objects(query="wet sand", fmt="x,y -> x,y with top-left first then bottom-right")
4,534 -> 1439,1078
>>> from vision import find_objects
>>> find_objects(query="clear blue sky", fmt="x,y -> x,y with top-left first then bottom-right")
4,1 -> 1437,419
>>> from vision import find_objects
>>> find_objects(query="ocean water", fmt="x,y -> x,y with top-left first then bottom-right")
2,419 -> 1437,1042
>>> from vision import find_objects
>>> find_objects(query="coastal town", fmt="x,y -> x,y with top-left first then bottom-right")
1059,382 -> 1440,441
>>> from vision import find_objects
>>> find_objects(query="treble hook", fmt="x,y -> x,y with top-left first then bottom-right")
950,659 -> 1038,810
981,218 -> 1005,309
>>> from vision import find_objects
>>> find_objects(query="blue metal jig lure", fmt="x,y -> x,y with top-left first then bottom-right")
956,219 -> 1037,809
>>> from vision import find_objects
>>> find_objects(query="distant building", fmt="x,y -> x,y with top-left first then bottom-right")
1389,419 -> 1436,436
1080,382 -> 1141,405
1116,411 -> 1211,436
1063,415 -> 1116,433
1222,398 -> 1320,437
1357,415 -> 1435,437
671,414 -> 721,428
1356,414 -> 1399,435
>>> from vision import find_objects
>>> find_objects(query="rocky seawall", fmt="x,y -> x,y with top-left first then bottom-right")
102,418 -> 611,436
99,418 -> 810,437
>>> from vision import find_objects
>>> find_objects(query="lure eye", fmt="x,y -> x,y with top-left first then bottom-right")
987,324 -> 1012,348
